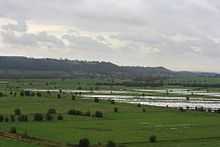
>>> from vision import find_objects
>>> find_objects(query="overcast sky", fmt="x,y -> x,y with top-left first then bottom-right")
0,0 -> 220,72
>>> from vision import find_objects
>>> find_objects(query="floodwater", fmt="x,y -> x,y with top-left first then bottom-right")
26,88 -> 220,109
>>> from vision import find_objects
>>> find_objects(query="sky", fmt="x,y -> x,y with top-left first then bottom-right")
0,0 -> 220,72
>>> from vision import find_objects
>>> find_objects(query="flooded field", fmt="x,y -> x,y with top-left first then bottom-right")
27,88 -> 220,110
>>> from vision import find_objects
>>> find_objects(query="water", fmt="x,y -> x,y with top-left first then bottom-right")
134,88 -> 220,97
26,88 -> 220,109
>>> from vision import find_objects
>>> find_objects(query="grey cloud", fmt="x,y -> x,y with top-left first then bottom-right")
1,21 -> 65,49
0,0 -> 220,71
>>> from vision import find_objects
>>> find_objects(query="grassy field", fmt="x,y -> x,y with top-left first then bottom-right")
1,79 -> 220,146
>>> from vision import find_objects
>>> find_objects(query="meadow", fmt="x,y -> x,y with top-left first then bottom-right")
0,79 -> 220,147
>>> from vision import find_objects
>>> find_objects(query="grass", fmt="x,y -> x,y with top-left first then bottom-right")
1,79 -> 220,146
0,138 -> 38,147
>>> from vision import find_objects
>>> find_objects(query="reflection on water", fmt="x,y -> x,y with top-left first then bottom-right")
26,88 -> 220,109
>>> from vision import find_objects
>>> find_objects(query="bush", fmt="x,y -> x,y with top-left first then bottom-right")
0,92 -> 3,97
114,107 -> 118,113
20,91 -> 24,96
72,95 -> 76,100
4,117 -> 9,122
14,108 -> 21,115
95,111 -> 103,118
36,92 -> 42,97
45,113 -> 53,121
110,100 -> 115,104
24,90 -> 31,96
106,141 -> 116,147
94,98 -> 99,103
57,94 -> 61,99
137,103 -> 141,107
149,135 -> 157,143
33,113 -> 44,121
79,138 -> 90,147
67,109 -> 82,116
9,127 -> 16,134
84,111 -> 91,117
18,115 -> 28,122
57,114 -> 63,120
142,108 -> 146,112
0,115 -> 4,122
48,108 -> 57,114
10,115 -> 15,122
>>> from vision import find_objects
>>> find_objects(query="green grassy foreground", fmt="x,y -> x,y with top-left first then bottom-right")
0,93 -> 220,147
1,79 -> 220,146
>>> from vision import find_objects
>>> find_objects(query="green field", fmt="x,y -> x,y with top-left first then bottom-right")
1,79 -> 220,146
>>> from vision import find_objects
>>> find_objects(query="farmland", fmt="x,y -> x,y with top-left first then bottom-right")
0,79 -> 220,146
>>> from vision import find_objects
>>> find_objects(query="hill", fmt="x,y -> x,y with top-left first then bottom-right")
0,56 -> 218,79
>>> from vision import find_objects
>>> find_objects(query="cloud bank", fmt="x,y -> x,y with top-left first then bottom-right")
0,0 -> 220,72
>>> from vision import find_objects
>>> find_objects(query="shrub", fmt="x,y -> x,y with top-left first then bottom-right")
14,108 -> 21,116
94,98 -> 99,103
114,107 -> 118,113
142,108 -> 146,112
18,115 -> 28,122
4,117 -> 9,122
33,113 -> 44,121
79,138 -> 90,147
57,94 -> 61,99
68,109 -> 76,115
84,111 -> 91,117
48,108 -> 57,114
95,111 -> 103,118
106,141 -> 116,147
10,115 -> 15,122
67,109 -> 82,116
36,92 -> 42,97
0,92 -> 3,97
46,113 -> 53,121
57,114 -> 63,120
137,103 -> 141,107
24,90 -> 31,96
20,91 -> 24,96
9,127 -> 16,134
178,107 -> 185,112
149,135 -> 157,143
10,91 -> 13,95
72,95 -> 76,100
0,115 -> 4,122
110,100 -> 115,104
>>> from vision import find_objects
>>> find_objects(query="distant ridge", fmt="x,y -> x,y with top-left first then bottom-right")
0,56 -> 219,78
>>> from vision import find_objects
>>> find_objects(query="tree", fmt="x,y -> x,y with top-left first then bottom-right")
47,108 -> 57,114
57,94 -> 61,99
20,91 -> 24,96
149,135 -> 157,143
95,111 -> 103,118
33,113 -> 44,121
110,100 -> 115,104
79,138 -> 90,147
114,107 -> 118,113
18,115 -> 28,122
37,92 -> 42,97
94,98 -> 99,103
46,113 -> 53,121
106,141 -> 116,147
72,95 -> 76,100
0,115 -> 4,122
14,108 -> 21,115
10,115 -> 15,122
57,114 -> 63,120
